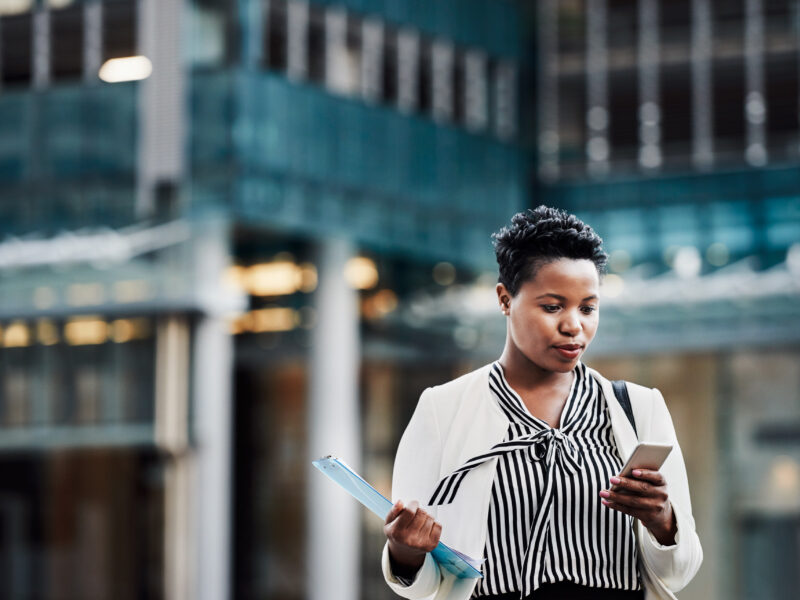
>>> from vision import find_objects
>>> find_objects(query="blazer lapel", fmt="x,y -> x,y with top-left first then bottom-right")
436,365 -> 507,558
585,365 -> 639,461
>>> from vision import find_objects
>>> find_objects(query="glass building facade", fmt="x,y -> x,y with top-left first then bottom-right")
530,2 -> 800,599
0,1 -> 529,599
0,1 -> 798,599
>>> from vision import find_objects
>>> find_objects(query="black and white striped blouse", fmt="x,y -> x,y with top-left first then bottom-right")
429,361 -> 641,597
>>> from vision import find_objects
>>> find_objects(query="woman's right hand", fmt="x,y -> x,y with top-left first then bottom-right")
384,499 -> 443,578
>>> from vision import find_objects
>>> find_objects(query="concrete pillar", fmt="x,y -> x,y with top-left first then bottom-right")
156,315 -> 192,600
137,0 -> 185,217
537,0 -> 559,181
32,5 -> 50,90
287,0 -> 309,81
307,238 -> 361,600
189,220 -> 243,600
744,0 -> 767,166
83,0 -> 102,84
192,315 -> 233,600
585,0 -> 609,176
691,0 -> 713,169
637,0 -> 662,171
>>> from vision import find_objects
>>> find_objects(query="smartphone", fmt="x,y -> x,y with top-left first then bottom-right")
615,442 -> 673,484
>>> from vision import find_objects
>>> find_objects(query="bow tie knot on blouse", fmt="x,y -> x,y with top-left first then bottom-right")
524,428 -> 583,472
428,427 -> 584,506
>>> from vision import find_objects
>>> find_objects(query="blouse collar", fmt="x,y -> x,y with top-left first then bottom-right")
489,360 -> 589,432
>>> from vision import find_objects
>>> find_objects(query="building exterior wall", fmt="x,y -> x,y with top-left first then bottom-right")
532,2 -> 800,599
0,1 -> 529,599
0,0 -> 798,598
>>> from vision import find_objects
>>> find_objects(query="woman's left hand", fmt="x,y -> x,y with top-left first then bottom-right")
599,469 -> 677,546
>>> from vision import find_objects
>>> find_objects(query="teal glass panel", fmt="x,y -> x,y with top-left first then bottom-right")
573,210 -> 604,239
657,203 -> 699,248
82,83 -> 138,175
765,196 -> 800,249
266,76 -> 291,172
380,0 -> 406,25
42,86 -> 85,176
709,200 -> 755,254
0,82 -> 136,183
603,208 -> 648,261
361,107 -> 387,192
339,100 -> 365,186
455,0 -> 481,48
412,0 -> 435,33
192,71 -> 234,166
0,92 -> 31,181
191,69 -> 525,270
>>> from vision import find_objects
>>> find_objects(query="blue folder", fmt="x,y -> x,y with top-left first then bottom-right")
312,455 -> 483,579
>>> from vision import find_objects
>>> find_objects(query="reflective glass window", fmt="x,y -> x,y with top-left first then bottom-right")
102,0 -> 136,61
50,3 -> 83,82
0,12 -> 33,87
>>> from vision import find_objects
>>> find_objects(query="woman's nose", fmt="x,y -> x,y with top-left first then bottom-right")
560,312 -> 581,335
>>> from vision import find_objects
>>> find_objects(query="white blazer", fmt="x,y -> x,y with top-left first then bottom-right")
382,363 -> 703,600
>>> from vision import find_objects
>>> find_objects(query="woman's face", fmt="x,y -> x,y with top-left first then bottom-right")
497,258 -> 600,373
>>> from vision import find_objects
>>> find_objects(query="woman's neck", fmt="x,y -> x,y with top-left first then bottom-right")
498,342 -> 573,393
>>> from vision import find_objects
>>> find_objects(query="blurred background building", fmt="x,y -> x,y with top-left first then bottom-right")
0,1 -> 797,600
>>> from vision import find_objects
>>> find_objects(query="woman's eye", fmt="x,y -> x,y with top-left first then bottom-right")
542,305 -> 596,314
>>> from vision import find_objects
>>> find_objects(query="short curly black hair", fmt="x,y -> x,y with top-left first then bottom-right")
492,205 -> 608,296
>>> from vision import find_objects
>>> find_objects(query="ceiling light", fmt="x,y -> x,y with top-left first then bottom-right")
99,56 -> 153,83
344,257 -> 379,290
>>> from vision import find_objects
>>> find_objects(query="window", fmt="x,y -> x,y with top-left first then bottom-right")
286,0 -> 308,80
656,0 -> 692,159
0,12 -> 33,86
191,0 -> 238,68
50,3 -> 83,82
492,60 -> 517,140
2,366 -> 30,427
307,2 -> 324,84
452,50 -> 466,126
463,50 -> 488,131
431,40 -> 453,123
266,0 -> 288,72
344,14 -> 362,93
711,0 -> 746,157
360,18 -> 382,102
417,37 -> 432,115
396,28 -> 419,112
608,68 -> 639,156
252,1 -> 517,141
103,0 -> 136,61
381,26 -> 397,105
324,8 -> 362,96
764,1 -> 799,161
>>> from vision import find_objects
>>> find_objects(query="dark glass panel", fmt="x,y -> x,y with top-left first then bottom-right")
0,13 -> 33,86
51,4 -> 84,82
102,0 -> 136,61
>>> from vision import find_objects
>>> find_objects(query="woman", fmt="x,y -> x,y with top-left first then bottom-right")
381,207 -> 702,600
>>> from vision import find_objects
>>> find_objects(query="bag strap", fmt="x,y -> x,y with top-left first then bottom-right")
611,380 -> 638,439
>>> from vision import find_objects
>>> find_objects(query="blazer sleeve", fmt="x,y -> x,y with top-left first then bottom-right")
636,387 -> 703,593
381,387 -> 444,599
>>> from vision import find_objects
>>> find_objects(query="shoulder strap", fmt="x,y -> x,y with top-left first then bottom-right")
611,380 -> 638,438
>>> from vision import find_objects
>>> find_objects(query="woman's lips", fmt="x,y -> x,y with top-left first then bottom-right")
554,345 -> 582,359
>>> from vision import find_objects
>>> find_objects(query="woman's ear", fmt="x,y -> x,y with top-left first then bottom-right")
496,283 -> 511,315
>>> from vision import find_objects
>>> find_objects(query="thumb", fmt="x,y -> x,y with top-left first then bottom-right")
385,499 -> 405,524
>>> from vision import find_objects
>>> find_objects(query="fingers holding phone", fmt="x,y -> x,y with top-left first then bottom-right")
599,442 -> 677,545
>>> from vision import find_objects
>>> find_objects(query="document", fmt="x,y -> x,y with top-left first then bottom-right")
312,455 -> 483,579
